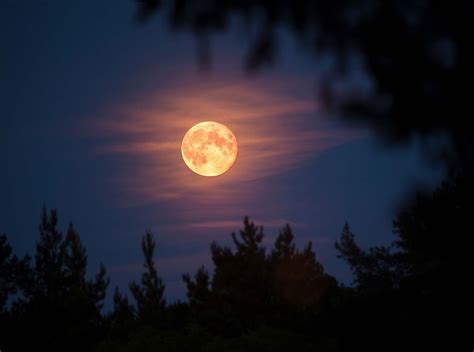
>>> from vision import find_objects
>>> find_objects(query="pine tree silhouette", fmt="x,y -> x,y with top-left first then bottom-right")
129,230 -> 166,325
271,225 -> 336,309
10,207 -> 110,352
183,265 -> 211,306
0,233 -> 30,312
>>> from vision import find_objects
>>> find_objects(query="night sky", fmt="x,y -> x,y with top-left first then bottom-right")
1,1 -> 443,302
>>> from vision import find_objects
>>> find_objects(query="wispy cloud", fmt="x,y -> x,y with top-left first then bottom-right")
110,251 -> 212,276
86,75 -> 362,232
185,218 -> 306,230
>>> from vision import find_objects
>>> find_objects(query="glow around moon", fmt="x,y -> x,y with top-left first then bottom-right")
181,121 -> 238,177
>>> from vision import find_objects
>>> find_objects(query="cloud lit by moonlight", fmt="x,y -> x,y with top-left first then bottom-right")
89,75 -> 363,226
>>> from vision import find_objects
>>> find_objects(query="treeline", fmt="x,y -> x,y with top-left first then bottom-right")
0,174 -> 469,351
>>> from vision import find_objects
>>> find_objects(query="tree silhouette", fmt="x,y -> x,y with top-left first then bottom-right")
62,223 -> 87,288
111,286 -> 135,325
0,233 -> 14,312
268,224 -> 337,313
2,203 -> 469,350
99,286 -> 136,348
31,207 -> 64,301
335,222 -> 408,293
209,216 -> 268,328
180,216 -> 336,339
0,234 -> 30,352
183,265 -> 211,307
336,172 -> 472,299
3,207 -> 110,352
333,174 -> 472,350
0,233 -> 30,313
271,224 -> 296,261
129,230 -> 166,325
273,241 -> 336,309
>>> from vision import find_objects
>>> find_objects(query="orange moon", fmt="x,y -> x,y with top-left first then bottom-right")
181,121 -> 238,177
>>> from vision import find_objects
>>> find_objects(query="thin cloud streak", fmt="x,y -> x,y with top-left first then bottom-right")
110,252 -> 212,276
186,219 -> 306,230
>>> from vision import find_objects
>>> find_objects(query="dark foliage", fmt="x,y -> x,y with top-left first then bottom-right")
135,0 -> 474,170
129,230 -> 166,325
2,181 -> 468,350
0,234 -> 30,313
0,208 -> 110,352
181,217 -> 337,336
335,172 -> 472,350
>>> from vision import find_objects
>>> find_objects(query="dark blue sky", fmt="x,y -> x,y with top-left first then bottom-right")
1,0 -> 443,302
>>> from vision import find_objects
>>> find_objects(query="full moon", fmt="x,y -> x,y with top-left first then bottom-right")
181,121 -> 238,177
